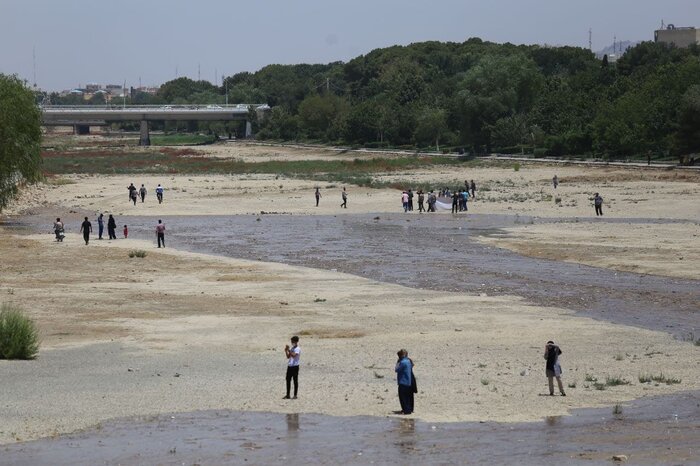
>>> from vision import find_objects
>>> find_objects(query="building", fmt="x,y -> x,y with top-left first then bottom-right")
654,25 -> 700,48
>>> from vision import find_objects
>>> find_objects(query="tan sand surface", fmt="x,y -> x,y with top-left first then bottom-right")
8,152 -> 700,219
477,221 -> 700,280
0,232 -> 697,444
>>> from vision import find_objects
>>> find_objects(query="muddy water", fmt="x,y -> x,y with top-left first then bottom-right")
2,392 -> 698,465
102,213 -> 700,337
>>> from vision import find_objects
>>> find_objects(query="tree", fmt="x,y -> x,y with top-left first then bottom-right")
676,84 -> 700,155
414,108 -> 448,150
0,74 -> 42,211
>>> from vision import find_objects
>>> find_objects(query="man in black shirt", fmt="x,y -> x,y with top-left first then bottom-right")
80,216 -> 92,245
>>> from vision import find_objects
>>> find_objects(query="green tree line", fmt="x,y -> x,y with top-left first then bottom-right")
45,38 -> 700,160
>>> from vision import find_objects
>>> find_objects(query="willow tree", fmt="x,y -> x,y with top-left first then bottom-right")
0,74 -> 42,211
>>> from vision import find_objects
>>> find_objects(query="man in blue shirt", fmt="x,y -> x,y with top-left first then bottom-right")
395,349 -> 414,414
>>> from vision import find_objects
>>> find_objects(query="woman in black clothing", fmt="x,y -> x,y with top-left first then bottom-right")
107,214 -> 117,240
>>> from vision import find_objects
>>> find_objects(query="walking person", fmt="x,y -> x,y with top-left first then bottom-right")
97,213 -> 104,240
155,219 -> 165,248
407,189 -> 414,211
417,190 -> 425,213
139,184 -> 147,203
427,191 -> 436,212
128,183 -> 137,205
552,175 -> 559,189
156,184 -> 164,204
123,225 -> 129,239
395,349 -> 414,414
402,191 -> 409,212
340,187 -> 348,209
470,180 -> 476,199
284,336 -> 301,399
594,193 -> 603,216
80,216 -> 92,245
544,341 -> 566,396
315,187 -> 321,207
107,214 -> 117,240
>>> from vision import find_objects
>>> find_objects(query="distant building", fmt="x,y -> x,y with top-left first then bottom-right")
655,25 -> 700,48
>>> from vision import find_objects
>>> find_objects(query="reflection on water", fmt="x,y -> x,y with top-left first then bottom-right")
286,413 -> 300,433
545,416 -> 562,427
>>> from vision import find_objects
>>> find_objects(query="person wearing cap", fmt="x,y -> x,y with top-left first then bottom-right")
544,341 -> 566,396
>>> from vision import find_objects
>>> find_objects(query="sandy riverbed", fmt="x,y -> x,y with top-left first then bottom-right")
1,143 -> 698,445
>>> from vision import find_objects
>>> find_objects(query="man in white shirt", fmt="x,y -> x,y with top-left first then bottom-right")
284,336 -> 301,399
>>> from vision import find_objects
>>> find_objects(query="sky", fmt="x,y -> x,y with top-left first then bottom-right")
1,0 -> 698,91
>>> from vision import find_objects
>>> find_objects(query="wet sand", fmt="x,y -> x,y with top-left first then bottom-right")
2,392 -> 698,465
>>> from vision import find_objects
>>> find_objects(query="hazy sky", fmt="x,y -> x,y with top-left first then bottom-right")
1,0 -> 698,91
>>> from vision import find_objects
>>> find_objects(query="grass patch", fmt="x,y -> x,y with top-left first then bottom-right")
584,374 -> 598,382
128,250 -> 147,258
613,404 -> 623,415
480,378 -> 490,385
477,363 -> 487,368
639,373 -> 682,385
45,177 -> 77,186
592,382 -> 606,391
605,376 -> 630,387
0,304 -> 40,360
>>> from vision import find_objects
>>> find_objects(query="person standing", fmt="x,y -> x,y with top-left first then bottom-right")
552,175 -> 559,189
451,191 -> 459,213
97,213 -> 104,240
402,191 -> 409,212
107,214 -> 117,240
53,217 -> 65,242
156,184 -> 164,204
123,225 -> 129,239
139,184 -> 147,203
340,187 -> 348,209
80,216 -> 92,245
284,336 -> 301,399
470,180 -> 476,199
427,191 -> 436,212
395,349 -> 414,414
156,219 -> 166,248
417,190 -> 425,213
315,187 -> 321,207
544,341 -> 566,396
594,193 -> 603,216
407,189 -> 414,212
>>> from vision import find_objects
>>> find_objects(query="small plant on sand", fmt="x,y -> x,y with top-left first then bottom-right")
477,363 -> 487,368
612,404 -> 623,415
128,250 -> 147,258
0,304 -> 40,359
554,197 -> 562,204
605,376 -> 630,387
480,378 -> 490,386
584,374 -> 598,382
639,373 -> 681,385
614,353 -> 624,361
593,382 -> 606,391
513,163 -> 520,172
567,381 -> 577,389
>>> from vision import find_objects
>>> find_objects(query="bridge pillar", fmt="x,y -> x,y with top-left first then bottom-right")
245,120 -> 253,138
75,124 -> 90,135
139,120 -> 150,146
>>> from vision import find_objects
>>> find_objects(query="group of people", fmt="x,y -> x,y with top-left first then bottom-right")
55,214 -> 165,247
281,336 -> 566,416
127,183 -> 165,206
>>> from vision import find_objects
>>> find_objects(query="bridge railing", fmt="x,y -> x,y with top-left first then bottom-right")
40,104 -> 269,112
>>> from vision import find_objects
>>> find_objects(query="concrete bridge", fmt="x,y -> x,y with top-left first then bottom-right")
40,104 -> 269,145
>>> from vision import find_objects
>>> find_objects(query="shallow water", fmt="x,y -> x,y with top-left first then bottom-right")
99,213 -> 700,337
2,392 -> 698,465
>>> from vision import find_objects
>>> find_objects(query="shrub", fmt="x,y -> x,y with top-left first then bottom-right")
605,376 -> 630,386
513,163 -> 520,171
128,250 -> 147,258
0,304 -> 40,359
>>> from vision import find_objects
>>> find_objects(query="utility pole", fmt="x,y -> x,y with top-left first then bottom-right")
176,65 -> 178,78
198,63 -> 201,81
588,28 -> 592,51
225,80 -> 228,106
32,46 -> 37,88
326,77 -> 330,93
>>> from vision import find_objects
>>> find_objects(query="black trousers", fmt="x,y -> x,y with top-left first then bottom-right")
157,193 -> 163,203
408,199 -> 413,211
398,384 -> 414,414
418,201 -> 424,212
83,232 -> 90,244
108,227 -> 116,239
286,366 -> 299,397
157,233 -> 165,248
595,205 -> 603,216
140,193 -> 145,202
